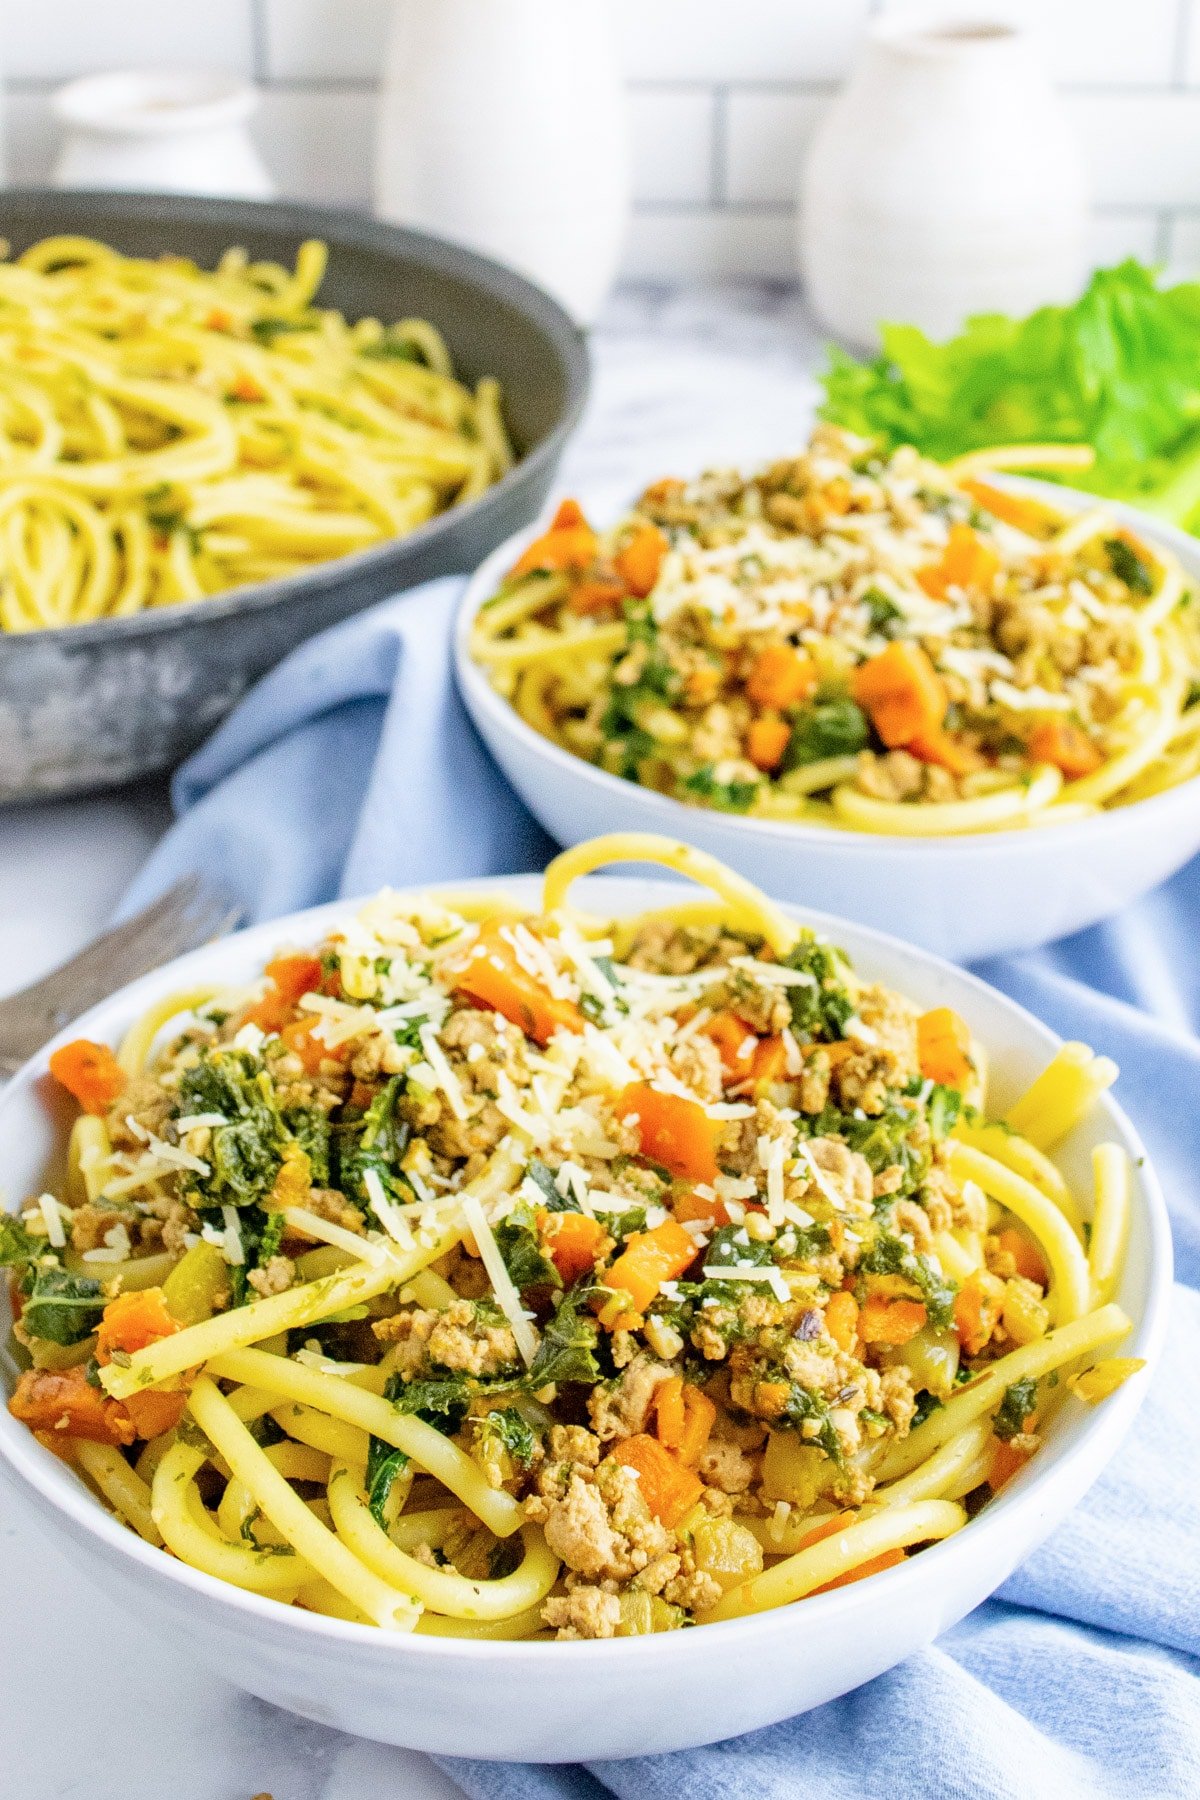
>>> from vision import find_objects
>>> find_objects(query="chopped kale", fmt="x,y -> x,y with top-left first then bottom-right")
284,1107 -> 331,1186
703,1224 -> 775,1275
338,1076 -> 411,1212
993,1376 -> 1039,1441
495,1200 -> 561,1291
782,698 -> 869,770
861,588 -> 906,637
389,1371 -> 474,1436
779,1383 -> 844,1465
365,1436 -> 411,1528
859,1228 -> 958,1328
681,765 -> 759,813
784,933 -> 856,1043
524,1160 -> 579,1214
801,1094 -> 929,1194
926,1082 -> 964,1139
476,1406 -> 539,1470
21,1267 -> 105,1345
911,1390 -> 944,1431
1104,535 -> 1154,597
178,1051 -> 284,1209
0,1213 -> 39,1269
525,1281 -> 602,1387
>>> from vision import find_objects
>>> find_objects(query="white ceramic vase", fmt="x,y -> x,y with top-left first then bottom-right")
51,70 -> 274,200
375,0 -> 630,324
800,17 -> 1087,350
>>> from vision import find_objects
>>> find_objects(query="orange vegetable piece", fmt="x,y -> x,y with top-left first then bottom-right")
749,1035 -> 788,1087
954,1273 -> 998,1357
917,523 -> 1001,599
795,1510 -> 856,1553
746,715 -> 792,772
603,1217 -> 698,1316
541,1210 -> 607,1285
677,1385 -> 717,1466
823,1289 -> 859,1353
245,952 -> 325,1032
916,1007 -> 973,1088
745,643 -> 819,711
654,1374 -> 687,1449
609,1432 -> 704,1527
48,1039 -> 125,1115
616,1082 -> 723,1182
812,1547 -> 906,1594
672,1189 -> 731,1229
206,307 -> 233,332
614,521 -> 669,598
1026,718 -> 1103,780
998,1227 -> 1048,1290
961,478 -> 1058,537
857,1296 -> 928,1346
987,1434 -> 1035,1492
450,921 -> 583,1047
568,570 -> 628,616
510,499 -> 598,578
702,1012 -> 759,1084
280,1017 -> 342,1075
907,725 -> 985,776
96,1288 -> 180,1366
123,1387 -> 187,1440
9,1366 -> 136,1448
852,641 -> 948,750
229,375 -> 264,403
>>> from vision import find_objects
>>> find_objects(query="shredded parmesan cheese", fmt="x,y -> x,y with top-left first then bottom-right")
461,1192 -> 539,1367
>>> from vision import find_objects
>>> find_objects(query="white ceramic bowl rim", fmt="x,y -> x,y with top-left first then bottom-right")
0,876 -> 1173,1666
53,70 -> 259,135
455,473 -> 1200,860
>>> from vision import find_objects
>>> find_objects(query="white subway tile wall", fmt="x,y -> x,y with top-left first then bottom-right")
6,0 -> 1200,281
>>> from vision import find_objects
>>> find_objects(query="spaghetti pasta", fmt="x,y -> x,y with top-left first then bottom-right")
4,832 -> 1145,1640
471,426 -> 1200,835
0,235 -> 510,632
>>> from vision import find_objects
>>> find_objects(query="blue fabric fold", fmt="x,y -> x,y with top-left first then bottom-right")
122,576 -> 1200,1800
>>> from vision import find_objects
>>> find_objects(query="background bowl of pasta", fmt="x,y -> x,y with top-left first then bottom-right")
0,189 -> 588,802
457,451 -> 1200,961
0,848 -> 1170,1761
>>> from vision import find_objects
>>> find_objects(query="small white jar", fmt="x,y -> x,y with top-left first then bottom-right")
51,70 -> 274,200
375,0 -> 630,325
800,16 -> 1086,350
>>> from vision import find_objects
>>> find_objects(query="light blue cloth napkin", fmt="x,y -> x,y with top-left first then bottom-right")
124,578 -> 1200,1800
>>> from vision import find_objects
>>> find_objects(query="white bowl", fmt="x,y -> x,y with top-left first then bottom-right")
0,876 -> 1171,1761
455,483 -> 1200,961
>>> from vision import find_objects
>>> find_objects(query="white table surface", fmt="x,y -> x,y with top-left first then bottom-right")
0,282 -> 825,1797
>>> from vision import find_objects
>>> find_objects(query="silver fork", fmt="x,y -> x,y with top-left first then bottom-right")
0,876 -> 243,1076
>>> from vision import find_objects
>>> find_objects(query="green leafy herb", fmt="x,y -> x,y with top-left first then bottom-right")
524,1160 -> 578,1213
819,259 -> 1200,535
859,1228 -> 958,1328
784,933 -> 856,1043
284,1107 -> 331,1186
365,1437 -> 411,1528
926,1083 -> 964,1140
1104,535 -> 1154,596
178,1051 -> 284,1209
476,1406 -> 538,1470
783,698 -> 869,771
703,1224 -> 775,1277
390,1371 -> 474,1436
993,1376 -> 1039,1441
911,1390 -> 944,1431
681,766 -> 759,813
779,1383 -> 844,1465
862,588 -> 906,637
22,1267 -> 105,1345
339,1076 -> 410,1213
495,1200 -> 561,1291
0,1214 -> 39,1269
525,1282 -> 602,1388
